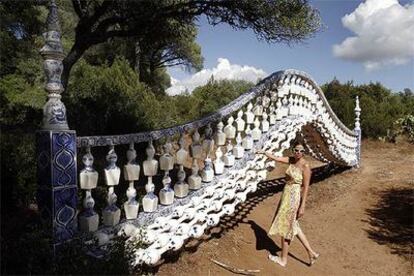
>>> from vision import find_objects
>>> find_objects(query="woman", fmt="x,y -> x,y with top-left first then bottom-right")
257,143 -> 319,267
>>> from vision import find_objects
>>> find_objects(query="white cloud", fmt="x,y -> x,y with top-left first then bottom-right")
166,58 -> 267,96
333,0 -> 414,71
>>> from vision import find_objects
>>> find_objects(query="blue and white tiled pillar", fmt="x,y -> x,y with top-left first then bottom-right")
36,0 -> 78,249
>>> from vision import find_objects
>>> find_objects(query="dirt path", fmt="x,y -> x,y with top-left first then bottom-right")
154,140 -> 413,276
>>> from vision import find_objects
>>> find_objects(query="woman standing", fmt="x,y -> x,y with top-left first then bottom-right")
257,143 -> 319,267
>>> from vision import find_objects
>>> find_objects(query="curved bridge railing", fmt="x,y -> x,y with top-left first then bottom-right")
35,1 -> 361,268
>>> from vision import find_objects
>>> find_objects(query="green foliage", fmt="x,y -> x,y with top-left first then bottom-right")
191,79 -> 255,117
322,80 -> 414,138
1,221 -> 144,275
65,57 -> 254,135
390,115 -> 414,143
0,1 -> 43,77
65,57 -> 155,135
0,74 -> 45,128
0,70 -> 45,214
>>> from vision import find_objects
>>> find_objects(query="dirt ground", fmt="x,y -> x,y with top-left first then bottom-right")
151,140 -> 413,276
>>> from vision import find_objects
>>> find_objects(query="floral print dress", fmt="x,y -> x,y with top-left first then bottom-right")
268,164 -> 303,240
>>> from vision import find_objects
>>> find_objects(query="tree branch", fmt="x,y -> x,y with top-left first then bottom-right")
93,15 -> 125,34
82,0 -> 112,29
71,0 -> 84,18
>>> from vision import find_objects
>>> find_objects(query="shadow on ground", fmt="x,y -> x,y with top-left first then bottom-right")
364,186 -> 414,263
143,163 -> 349,273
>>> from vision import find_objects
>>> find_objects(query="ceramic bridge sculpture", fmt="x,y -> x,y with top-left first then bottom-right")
36,0 -> 361,268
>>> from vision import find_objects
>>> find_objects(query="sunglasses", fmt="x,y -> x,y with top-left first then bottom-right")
294,148 -> 305,153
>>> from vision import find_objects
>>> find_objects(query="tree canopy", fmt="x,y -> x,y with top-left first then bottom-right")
63,0 -> 321,89
1,0 -> 321,90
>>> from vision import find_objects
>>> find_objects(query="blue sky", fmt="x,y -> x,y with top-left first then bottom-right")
168,0 -> 414,94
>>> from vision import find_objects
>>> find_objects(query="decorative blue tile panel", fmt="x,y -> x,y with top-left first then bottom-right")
36,130 -> 78,246
52,132 -> 76,187
54,187 -> 78,243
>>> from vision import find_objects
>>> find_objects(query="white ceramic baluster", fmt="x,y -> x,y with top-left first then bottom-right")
262,95 -> 271,108
253,97 -> 263,117
143,177 -> 158,212
201,125 -> 214,182
234,109 -> 246,158
282,96 -> 289,117
222,116 -> 236,167
233,132 -> 244,159
288,94 -> 294,115
251,117 -> 262,141
269,104 -> 276,125
275,98 -> 282,120
261,111 -> 269,132
245,103 -> 254,125
103,144 -> 121,226
298,96 -> 304,115
159,139 -> 175,205
203,124 -> 215,157
242,122 -> 254,150
175,134 -> 189,197
213,146 -> 225,174
223,139 -> 235,167
235,110 -> 245,132
296,95 -> 302,114
123,142 -> 140,219
79,146 -> 99,232
214,121 -> 226,146
223,116 -> 236,140
143,140 -> 159,212
189,129 -> 202,190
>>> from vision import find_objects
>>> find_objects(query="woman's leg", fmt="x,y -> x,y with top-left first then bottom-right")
296,230 -> 318,260
280,237 -> 290,264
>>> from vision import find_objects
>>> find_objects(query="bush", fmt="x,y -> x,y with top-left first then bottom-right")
322,80 -> 414,138
1,221 -> 140,275
0,72 -> 44,212
388,115 -> 414,143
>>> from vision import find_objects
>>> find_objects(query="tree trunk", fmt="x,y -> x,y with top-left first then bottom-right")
134,41 -> 141,78
61,43 -> 88,90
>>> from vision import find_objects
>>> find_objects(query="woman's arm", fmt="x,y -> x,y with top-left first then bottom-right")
298,163 -> 311,218
256,150 -> 289,164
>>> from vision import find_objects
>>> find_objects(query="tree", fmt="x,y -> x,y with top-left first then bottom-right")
62,0 -> 321,88
81,21 -> 203,93
322,79 -> 414,138
136,21 -> 203,92
0,0 -> 44,77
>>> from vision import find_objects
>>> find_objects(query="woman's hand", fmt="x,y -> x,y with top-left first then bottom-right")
297,206 -> 305,219
257,150 -> 290,164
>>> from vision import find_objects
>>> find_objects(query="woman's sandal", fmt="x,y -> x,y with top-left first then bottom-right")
309,253 -> 320,266
268,254 -> 287,267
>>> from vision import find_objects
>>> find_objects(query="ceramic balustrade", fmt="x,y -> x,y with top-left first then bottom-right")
69,70 -> 361,262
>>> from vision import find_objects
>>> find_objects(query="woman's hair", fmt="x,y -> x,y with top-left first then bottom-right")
292,142 -> 305,148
